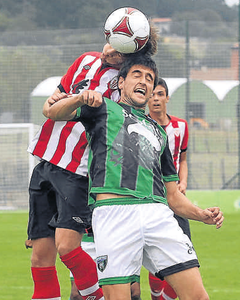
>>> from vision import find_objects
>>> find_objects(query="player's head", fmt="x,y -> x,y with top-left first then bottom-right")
118,54 -> 158,88
101,43 -> 125,69
148,77 -> 170,113
117,54 -> 158,109
101,23 -> 159,69
156,77 -> 169,96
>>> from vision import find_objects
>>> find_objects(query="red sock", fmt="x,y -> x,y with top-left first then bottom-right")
149,272 -> 163,300
31,266 -> 60,299
60,247 -> 103,300
161,281 -> 177,300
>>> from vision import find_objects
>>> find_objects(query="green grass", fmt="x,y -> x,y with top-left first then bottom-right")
1,190 -> 239,299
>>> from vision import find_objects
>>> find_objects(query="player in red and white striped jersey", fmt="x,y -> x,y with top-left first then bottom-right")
27,46 -> 122,300
27,26 -> 159,300
147,78 -> 190,300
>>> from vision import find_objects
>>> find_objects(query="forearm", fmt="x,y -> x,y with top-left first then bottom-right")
167,186 -> 202,221
43,94 -> 83,121
165,181 -> 224,228
178,160 -> 188,193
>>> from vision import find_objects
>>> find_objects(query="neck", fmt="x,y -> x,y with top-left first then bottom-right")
149,111 -> 169,126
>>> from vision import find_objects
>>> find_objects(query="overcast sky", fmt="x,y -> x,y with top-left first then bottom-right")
225,0 -> 239,6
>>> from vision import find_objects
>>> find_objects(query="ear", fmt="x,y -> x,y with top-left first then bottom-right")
166,96 -> 170,103
118,76 -> 124,90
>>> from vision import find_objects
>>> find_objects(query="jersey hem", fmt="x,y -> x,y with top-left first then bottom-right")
95,197 -> 168,207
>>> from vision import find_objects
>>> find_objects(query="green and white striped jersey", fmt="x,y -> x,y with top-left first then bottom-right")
76,98 -> 179,206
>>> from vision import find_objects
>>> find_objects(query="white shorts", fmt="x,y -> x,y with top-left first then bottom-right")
70,240 -> 96,280
92,203 -> 199,286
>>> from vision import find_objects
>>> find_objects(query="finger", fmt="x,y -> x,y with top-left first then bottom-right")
216,215 -> 224,229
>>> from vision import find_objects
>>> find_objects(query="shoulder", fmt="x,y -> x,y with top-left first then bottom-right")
169,115 -> 187,124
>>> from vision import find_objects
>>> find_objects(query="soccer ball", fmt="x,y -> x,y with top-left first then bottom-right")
104,7 -> 150,54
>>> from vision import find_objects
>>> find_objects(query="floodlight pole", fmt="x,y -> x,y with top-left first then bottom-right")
185,20 -> 191,189
238,3 -> 240,188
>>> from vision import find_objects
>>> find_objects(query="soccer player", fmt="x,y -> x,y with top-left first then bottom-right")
147,78 -> 190,300
27,20 -> 158,300
44,54 -> 224,300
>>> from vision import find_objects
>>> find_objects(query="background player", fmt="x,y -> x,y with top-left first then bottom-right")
147,77 -> 190,300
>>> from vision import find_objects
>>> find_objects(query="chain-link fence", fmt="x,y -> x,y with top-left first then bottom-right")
0,21 -> 239,209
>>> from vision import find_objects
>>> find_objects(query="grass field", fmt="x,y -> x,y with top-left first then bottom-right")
0,190 -> 240,300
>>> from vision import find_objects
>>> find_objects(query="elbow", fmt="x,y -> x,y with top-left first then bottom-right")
42,107 -> 57,121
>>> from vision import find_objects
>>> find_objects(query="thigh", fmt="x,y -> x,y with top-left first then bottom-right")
28,162 -> 56,239
92,205 -> 142,286
48,165 -> 92,233
142,203 -> 199,279
165,267 -> 209,299
102,283 -> 131,300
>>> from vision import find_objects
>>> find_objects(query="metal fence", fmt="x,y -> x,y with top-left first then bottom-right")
0,21 -> 239,209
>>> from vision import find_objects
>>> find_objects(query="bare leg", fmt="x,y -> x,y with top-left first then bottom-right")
31,237 -> 57,267
165,267 -> 209,300
70,280 -> 83,300
102,283 -> 132,300
131,282 -> 141,300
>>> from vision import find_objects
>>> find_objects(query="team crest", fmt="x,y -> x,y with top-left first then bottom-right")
96,255 -> 108,272
109,76 -> 118,90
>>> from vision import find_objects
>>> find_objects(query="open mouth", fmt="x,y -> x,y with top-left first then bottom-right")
134,88 -> 146,96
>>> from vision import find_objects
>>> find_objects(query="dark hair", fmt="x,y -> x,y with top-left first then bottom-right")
157,78 -> 169,97
118,54 -> 158,89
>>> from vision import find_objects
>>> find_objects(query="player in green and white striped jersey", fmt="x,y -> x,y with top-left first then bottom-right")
45,54 -> 224,300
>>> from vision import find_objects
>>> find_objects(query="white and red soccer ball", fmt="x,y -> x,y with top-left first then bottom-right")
104,7 -> 150,54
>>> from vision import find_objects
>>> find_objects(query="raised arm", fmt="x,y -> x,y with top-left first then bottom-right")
165,181 -> 224,229
43,90 -> 103,121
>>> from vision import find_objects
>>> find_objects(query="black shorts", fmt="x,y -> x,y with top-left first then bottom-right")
27,160 -> 92,239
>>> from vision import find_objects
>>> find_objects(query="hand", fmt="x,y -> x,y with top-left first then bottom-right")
177,182 -> 187,195
47,92 -> 68,106
201,207 -> 224,229
80,90 -> 103,107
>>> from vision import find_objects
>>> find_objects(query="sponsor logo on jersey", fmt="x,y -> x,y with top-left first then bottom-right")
86,297 -> 96,300
96,255 -> 108,272
72,79 -> 90,93
127,123 -> 161,152
83,65 -> 91,70
72,216 -> 84,223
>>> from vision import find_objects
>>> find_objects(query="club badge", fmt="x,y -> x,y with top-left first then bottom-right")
96,255 -> 108,272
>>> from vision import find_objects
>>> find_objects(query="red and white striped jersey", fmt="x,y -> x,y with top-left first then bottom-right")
164,115 -> 189,173
28,52 -> 120,176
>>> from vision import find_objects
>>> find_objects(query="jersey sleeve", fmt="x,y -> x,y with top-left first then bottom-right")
58,54 -> 87,94
161,139 -> 179,182
181,120 -> 189,151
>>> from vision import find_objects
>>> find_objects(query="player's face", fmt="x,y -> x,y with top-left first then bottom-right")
148,85 -> 169,113
101,43 -> 125,69
118,65 -> 155,109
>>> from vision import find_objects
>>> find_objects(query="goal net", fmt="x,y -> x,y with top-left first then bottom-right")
0,123 -> 39,210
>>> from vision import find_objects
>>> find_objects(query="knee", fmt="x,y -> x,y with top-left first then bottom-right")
31,238 -> 57,267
